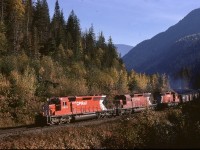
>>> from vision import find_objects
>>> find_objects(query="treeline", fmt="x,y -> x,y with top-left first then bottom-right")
0,0 -> 169,127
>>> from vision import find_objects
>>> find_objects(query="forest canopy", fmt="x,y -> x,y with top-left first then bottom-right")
0,0 -> 169,127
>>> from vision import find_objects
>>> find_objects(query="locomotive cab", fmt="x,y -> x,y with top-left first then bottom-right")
43,97 -> 73,117
160,91 -> 179,104
48,98 -> 61,113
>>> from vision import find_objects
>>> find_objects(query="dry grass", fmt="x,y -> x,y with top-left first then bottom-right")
1,101 -> 200,149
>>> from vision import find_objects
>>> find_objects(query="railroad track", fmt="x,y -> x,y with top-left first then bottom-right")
0,105 -> 173,140
0,115 -> 124,139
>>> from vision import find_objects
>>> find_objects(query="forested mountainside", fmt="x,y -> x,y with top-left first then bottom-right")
0,0 -> 169,127
122,8 -> 200,88
167,33 -> 200,89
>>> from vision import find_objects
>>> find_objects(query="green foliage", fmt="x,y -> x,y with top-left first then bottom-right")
66,10 -> 81,60
0,73 -> 10,113
50,0 -> 66,49
0,55 -> 18,75
0,73 -> 10,96
9,66 -> 37,108
0,0 -> 171,128
128,70 -> 170,93
0,22 -> 8,55
5,0 -> 25,53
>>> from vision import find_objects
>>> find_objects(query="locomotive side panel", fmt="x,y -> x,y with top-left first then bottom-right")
71,96 -> 106,114
160,92 -> 180,104
132,94 -> 151,108
161,92 -> 173,103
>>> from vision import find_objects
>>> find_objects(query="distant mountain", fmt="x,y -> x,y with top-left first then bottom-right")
164,33 -> 200,88
158,33 -> 200,73
115,44 -> 133,57
122,8 -> 200,88
123,8 -> 200,73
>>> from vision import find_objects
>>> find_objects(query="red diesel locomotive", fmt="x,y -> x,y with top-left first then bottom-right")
40,89 -> 200,125
43,95 -> 108,125
160,91 -> 180,103
114,93 -> 153,115
42,93 -> 154,125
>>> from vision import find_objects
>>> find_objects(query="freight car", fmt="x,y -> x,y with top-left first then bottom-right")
175,89 -> 200,103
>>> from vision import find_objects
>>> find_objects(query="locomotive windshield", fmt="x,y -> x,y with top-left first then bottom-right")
49,98 -> 60,105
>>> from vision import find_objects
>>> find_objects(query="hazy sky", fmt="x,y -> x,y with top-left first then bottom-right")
47,0 -> 200,46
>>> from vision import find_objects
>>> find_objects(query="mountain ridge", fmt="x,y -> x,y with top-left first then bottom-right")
123,8 -> 200,74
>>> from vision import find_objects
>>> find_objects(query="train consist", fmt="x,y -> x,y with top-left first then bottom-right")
41,89 -> 200,125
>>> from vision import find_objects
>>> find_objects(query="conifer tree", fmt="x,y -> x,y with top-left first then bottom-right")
66,10 -> 81,60
84,25 -> 97,67
50,0 -> 66,48
33,0 -> 50,55
96,31 -> 106,50
5,0 -> 25,53
0,0 -> 6,23
22,0 -> 33,56
0,22 -> 7,55
104,36 -> 118,68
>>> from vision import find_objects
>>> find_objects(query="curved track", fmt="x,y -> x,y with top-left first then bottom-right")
0,105 -> 160,139
0,115 -> 125,139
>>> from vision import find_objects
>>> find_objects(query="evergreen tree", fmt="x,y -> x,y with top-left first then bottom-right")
96,31 -> 106,50
22,0 -> 33,56
95,31 -> 106,68
117,70 -> 128,94
160,73 -> 170,92
66,10 -> 81,60
33,0 -> 50,55
128,70 -> 139,93
0,22 -> 7,55
84,25 -> 98,67
104,36 -> 118,68
5,0 -> 25,53
0,0 -> 6,22
50,0 -> 66,49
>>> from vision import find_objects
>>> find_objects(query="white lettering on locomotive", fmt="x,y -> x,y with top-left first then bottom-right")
73,101 -> 87,106
132,98 -> 140,101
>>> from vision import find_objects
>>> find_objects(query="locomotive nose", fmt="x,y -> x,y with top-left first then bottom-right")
100,95 -> 107,110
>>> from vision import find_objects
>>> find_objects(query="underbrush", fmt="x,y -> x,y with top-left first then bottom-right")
1,100 -> 200,149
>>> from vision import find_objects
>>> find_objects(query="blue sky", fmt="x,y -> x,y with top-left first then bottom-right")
46,0 -> 200,46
